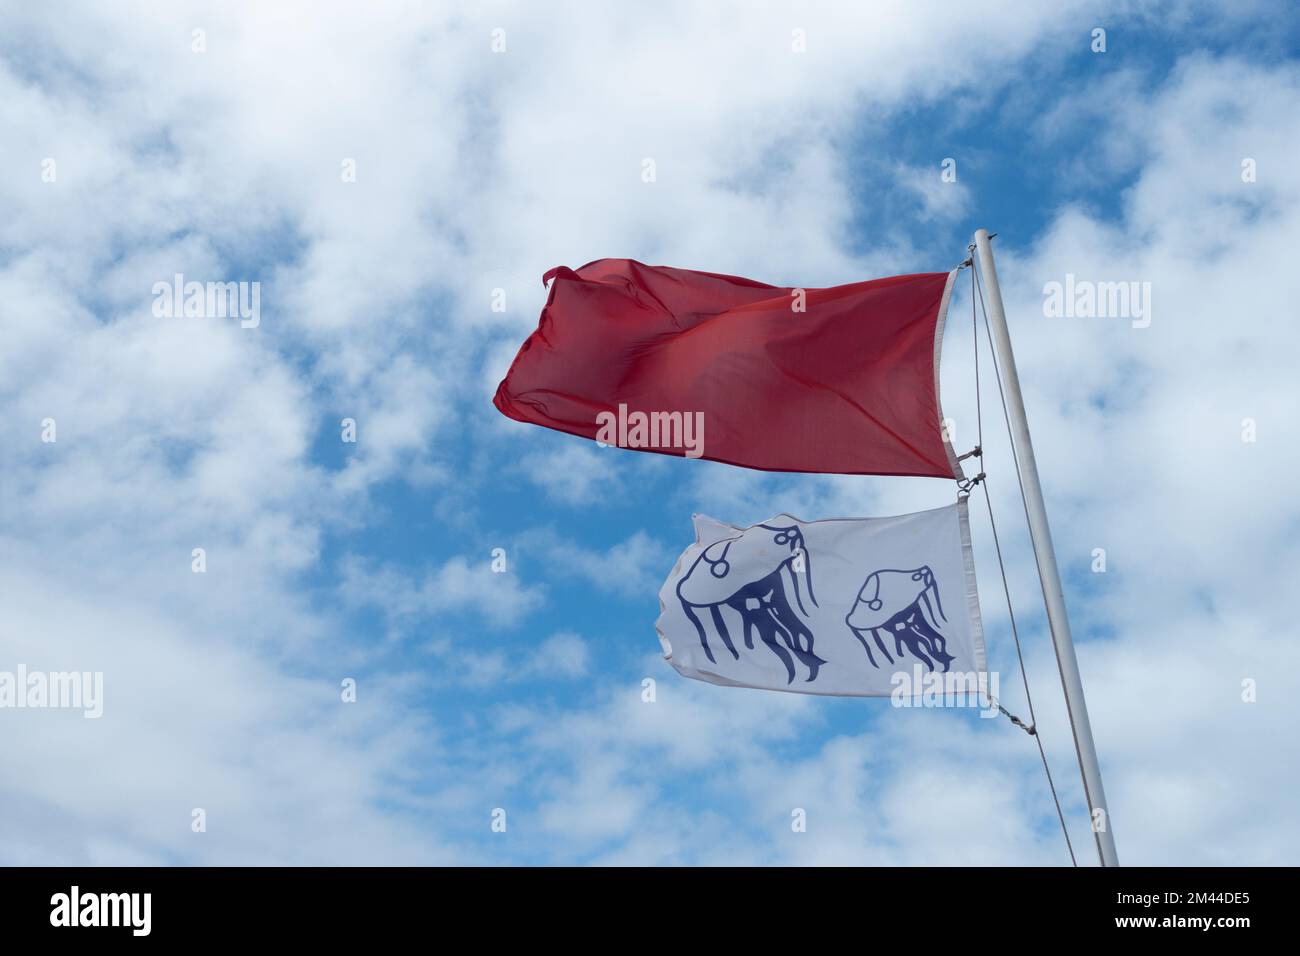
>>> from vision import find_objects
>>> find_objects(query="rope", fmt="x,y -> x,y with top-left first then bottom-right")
965,249 -> 1078,867
978,475 -> 1077,867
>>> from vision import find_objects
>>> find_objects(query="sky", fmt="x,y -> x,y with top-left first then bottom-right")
1,0 -> 1297,865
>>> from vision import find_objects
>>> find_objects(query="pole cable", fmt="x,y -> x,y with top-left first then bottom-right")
968,252 -> 1078,866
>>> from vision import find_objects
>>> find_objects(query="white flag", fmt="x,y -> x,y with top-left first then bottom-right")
656,501 -> 986,697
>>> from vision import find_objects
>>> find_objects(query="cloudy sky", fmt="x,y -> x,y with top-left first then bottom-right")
1,1 -> 1297,865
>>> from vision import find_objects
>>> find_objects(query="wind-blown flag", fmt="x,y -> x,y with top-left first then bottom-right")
493,259 -> 963,478
656,501 -> 986,697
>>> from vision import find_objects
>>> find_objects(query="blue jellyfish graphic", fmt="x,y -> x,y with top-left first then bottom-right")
676,523 -> 825,683
845,566 -> 955,672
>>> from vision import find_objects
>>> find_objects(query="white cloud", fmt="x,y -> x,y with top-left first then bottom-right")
894,160 -> 971,221
520,529 -> 674,598
519,443 -> 622,506
450,631 -> 592,689
1,0 -> 1295,866
339,555 -> 546,633
529,631 -> 591,680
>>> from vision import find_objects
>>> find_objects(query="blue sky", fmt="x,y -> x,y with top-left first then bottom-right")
2,1 -> 1298,865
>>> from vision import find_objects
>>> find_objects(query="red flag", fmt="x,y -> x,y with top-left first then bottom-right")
493,259 -> 962,478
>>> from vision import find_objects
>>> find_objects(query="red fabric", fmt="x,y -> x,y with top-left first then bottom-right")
493,259 -> 958,478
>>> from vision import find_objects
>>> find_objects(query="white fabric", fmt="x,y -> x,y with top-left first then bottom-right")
656,501 -> 986,697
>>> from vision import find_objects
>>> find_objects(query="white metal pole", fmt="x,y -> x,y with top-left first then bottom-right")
972,228 -> 1119,867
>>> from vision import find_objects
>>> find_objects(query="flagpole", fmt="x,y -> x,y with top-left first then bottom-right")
972,229 -> 1119,867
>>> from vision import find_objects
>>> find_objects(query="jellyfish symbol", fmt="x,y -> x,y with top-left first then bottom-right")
845,566 -> 955,672
676,524 -> 825,684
